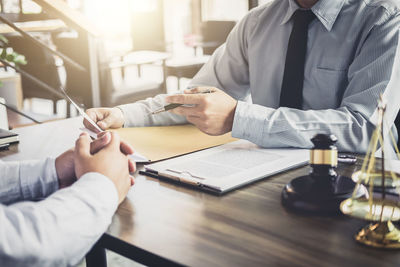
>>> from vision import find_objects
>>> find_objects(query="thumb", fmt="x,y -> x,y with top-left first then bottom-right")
75,132 -> 92,159
104,131 -> 122,152
90,132 -> 111,154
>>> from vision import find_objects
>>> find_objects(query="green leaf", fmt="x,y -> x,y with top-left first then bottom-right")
0,35 -> 8,44
14,54 -> 27,65
6,53 -> 15,62
1,48 -> 6,60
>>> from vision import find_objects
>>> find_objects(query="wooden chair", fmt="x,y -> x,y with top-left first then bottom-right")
164,20 -> 236,89
7,34 -> 66,114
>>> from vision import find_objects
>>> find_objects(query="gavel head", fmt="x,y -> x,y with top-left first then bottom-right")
309,134 -> 338,179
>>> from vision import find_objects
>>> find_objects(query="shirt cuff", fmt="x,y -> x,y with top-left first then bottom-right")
117,103 -> 147,127
231,100 -> 275,145
19,158 -> 59,201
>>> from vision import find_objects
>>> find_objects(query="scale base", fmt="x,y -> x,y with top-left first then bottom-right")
282,175 -> 365,214
355,221 -> 400,249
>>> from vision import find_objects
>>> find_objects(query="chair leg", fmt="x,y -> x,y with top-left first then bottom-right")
162,60 -> 167,94
177,77 -> 181,90
66,102 -> 71,118
52,100 -> 57,115
86,244 -> 107,267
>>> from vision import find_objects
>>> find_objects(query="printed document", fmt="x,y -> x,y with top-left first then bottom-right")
145,140 -> 309,193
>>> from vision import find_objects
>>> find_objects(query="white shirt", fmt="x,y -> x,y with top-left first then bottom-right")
118,0 -> 400,153
0,158 -> 118,267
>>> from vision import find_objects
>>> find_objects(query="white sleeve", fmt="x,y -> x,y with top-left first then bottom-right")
0,172 -> 119,267
0,159 -> 59,205
117,93 -> 187,127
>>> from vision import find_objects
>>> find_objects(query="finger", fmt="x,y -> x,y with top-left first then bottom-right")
97,115 -> 116,130
120,139 -> 134,155
128,159 -> 136,173
130,176 -> 135,186
184,86 -> 216,94
169,106 -> 202,117
186,115 -> 203,126
75,132 -> 92,158
90,132 -> 111,154
186,116 -> 213,135
84,110 -> 102,131
96,131 -> 108,138
83,118 -> 99,132
86,109 -> 101,121
104,132 -> 121,152
165,94 -> 205,105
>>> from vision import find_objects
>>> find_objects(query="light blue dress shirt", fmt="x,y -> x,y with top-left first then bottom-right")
119,0 -> 400,153
0,159 -> 118,267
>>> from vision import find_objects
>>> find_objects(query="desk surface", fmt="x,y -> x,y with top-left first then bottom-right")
1,118 -> 400,267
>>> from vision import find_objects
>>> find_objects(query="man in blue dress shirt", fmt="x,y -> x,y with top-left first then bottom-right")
85,0 -> 400,153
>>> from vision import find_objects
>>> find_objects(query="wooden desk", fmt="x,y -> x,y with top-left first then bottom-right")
1,118 -> 400,267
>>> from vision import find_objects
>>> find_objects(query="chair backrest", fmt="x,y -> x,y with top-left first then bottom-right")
130,0 -> 165,52
201,20 -> 236,55
7,35 -> 62,100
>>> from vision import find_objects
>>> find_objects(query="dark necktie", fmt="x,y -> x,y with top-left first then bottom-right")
279,9 -> 315,109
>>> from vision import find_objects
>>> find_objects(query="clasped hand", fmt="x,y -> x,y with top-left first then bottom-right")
55,131 -> 135,204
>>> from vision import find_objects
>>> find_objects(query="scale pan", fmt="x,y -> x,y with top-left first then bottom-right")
341,198 -> 400,221
352,170 -> 400,188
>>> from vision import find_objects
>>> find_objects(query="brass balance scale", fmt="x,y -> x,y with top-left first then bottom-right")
340,95 -> 400,248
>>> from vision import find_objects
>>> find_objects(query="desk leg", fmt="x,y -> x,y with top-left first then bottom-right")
86,243 -> 107,267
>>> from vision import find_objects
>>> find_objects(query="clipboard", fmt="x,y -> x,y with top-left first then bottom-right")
142,140 -> 309,195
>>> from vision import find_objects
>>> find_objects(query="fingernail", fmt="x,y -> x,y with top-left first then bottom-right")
101,131 -> 110,138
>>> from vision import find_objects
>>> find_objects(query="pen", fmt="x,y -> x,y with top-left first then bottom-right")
60,87 -> 104,133
150,89 -> 213,115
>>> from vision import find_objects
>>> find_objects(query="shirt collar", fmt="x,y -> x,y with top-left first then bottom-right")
280,0 -> 346,32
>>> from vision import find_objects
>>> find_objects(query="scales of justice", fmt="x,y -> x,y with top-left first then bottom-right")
282,94 -> 400,249
340,95 -> 400,249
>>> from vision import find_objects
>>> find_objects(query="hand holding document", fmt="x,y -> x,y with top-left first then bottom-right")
150,89 -> 213,115
165,87 -> 238,136
61,88 -> 144,163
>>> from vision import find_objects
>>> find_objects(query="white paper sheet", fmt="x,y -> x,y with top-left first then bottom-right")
145,140 -> 309,193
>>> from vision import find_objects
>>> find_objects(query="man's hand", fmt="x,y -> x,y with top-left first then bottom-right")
55,132 -> 135,189
84,107 -> 125,132
74,132 -> 133,204
165,87 -> 238,135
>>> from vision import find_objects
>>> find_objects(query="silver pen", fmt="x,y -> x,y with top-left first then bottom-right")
151,89 -> 213,115
60,87 -> 104,133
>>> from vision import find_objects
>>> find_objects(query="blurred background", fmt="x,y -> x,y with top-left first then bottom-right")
0,0 -> 270,129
